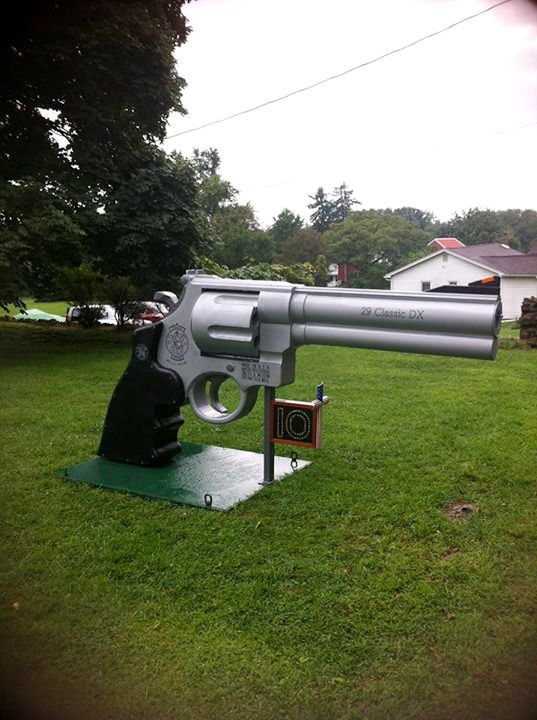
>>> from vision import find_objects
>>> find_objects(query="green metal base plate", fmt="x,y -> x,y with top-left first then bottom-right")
60,442 -> 310,511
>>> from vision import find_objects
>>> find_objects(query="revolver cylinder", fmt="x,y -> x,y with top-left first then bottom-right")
191,291 -> 260,357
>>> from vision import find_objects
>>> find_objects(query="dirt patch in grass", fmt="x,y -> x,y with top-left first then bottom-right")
445,501 -> 480,520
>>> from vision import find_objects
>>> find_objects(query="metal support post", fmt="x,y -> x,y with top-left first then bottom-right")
261,386 -> 275,485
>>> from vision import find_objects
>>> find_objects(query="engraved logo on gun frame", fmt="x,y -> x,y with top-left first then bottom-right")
241,361 -> 270,383
134,343 -> 149,362
166,324 -> 189,361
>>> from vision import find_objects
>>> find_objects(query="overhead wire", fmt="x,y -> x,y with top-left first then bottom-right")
491,119 -> 537,135
235,117 -> 537,196
164,0 -> 515,140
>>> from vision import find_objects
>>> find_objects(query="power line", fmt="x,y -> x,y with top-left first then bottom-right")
164,0 -> 515,140
491,119 -> 537,135
235,116 -> 537,197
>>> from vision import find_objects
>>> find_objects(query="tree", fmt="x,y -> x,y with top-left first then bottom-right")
433,208 -> 537,252
0,235 -> 28,312
59,263 -> 104,327
308,187 -> 334,232
494,209 -> 537,253
308,183 -> 359,230
0,179 -> 85,299
325,210 -> 430,288
313,255 -> 329,286
211,204 -> 269,267
331,183 -> 359,223
0,1 -> 199,301
278,227 -> 326,265
198,257 -> 316,285
434,208 -> 503,246
380,207 -> 436,231
1,0 -> 192,189
269,209 -> 303,255
91,149 -> 208,292
191,148 -> 221,177
191,148 -> 237,220
190,149 -> 273,266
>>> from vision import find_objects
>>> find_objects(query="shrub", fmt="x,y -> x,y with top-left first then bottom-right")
101,277 -> 144,330
59,264 -> 105,328
78,305 -> 105,328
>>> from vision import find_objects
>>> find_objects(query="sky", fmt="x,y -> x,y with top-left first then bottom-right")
163,0 -> 537,228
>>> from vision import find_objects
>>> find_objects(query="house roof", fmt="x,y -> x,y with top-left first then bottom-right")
449,243 -> 536,274
384,249 -> 489,278
450,243 -> 524,259
384,243 -> 537,279
427,238 -> 465,249
475,255 -> 537,275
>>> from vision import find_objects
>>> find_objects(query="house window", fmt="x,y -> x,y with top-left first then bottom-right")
449,281 -> 457,286
421,281 -> 431,291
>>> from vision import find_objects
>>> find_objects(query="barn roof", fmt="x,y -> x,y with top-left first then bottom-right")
427,238 -> 465,249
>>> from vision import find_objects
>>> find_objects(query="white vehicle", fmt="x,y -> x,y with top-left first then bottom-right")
66,304 -> 116,325
66,302 -> 167,326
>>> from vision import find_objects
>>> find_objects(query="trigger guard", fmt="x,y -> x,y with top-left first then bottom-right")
189,375 -> 259,425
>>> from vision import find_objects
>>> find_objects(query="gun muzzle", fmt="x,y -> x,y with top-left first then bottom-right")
288,288 -> 501,360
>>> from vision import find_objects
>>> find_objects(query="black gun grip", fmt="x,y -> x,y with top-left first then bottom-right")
98,323 -> 185,466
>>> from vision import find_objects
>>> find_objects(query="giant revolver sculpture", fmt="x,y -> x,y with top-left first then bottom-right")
98,271 -> 501,466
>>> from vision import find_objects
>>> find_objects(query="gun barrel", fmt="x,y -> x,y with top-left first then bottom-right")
288,288 -> 501,360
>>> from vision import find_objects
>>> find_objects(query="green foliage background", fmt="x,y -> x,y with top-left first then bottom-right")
2,2 -> 537,309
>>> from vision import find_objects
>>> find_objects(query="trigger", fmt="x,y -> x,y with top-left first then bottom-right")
209,377 -> 227,414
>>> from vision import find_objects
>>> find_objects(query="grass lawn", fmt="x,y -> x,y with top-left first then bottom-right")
500,320 -> 519,338
1,323 -> 536,720
5,297 -> 70,318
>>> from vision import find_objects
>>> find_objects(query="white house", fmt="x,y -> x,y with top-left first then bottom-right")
384,240 -> 537,319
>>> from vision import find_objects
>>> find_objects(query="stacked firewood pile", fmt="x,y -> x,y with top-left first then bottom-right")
519,297 -> 537,348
